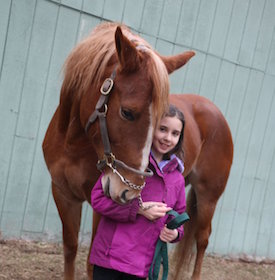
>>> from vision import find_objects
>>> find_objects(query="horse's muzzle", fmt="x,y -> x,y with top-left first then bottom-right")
103,177 -> 111,198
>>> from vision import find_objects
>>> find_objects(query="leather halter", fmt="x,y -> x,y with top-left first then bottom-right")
85,68 -> 153,191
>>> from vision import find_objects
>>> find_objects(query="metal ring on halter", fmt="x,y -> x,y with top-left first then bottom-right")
103,153 -> 115,165
100,104 -> 108,116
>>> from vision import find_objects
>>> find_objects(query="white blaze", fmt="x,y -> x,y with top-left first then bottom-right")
140,105 -> 153,171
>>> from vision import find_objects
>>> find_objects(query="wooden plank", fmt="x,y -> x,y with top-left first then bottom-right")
139,32 -> 157,48
224,0 -> 250,63
252,0 -> 275,71
211,67 -> 253,254
0,0 -> 36,235
158,0 -> 182,42
208,0 -> 234,57
192,0 -> 217,52
175,0 -> 200,47
212,60 -> 235,113
140,0 -> 164,36
169,45 -> 189,93
79,202 -> 93,243
103,0 -> 126,22
77,13 -> 101,42
199,55 -> 221,100
0,0 -> 12,219
238,0 -> 266,67
0,137 -> 34,237
61,0 -> 83,10
252,76 -> 275,258
241,74 -> 275,256
22,5 -> 81,234
0,0 -> 59,238
224,66 -> 250,139
122,0 -> 145,30
182,51 -> 206,94
0,0 -> 11,67
264,152 -> 275,259
266,28 -> 275,76
155,38 -> 173,56
227,70 -> 264,255
82,0 -> 104,17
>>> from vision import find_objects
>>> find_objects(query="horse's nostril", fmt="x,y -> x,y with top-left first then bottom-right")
121,189 -> 129,203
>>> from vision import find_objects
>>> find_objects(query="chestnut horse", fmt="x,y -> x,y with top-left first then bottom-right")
42,22 -> 194,280
169,94 -> 233,280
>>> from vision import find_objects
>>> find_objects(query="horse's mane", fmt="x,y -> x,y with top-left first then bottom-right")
60,22 -> 169,125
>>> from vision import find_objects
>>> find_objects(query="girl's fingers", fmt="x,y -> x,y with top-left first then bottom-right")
160,226 -> 178,242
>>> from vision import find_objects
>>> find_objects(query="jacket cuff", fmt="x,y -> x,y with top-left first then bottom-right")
171,225 -> 184,243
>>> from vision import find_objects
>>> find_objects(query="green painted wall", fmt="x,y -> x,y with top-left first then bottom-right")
1,0 -> 275,260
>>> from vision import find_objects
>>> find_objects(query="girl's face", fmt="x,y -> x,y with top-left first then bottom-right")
152,116 -> 182,162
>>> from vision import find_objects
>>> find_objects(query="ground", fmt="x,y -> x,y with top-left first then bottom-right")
1,239 -> 275,280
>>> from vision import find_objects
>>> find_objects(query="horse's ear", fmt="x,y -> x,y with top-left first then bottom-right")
160,51 -> 195,74
115,26 -> 139,72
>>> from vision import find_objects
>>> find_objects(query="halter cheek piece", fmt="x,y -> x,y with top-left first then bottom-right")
85,68 -> 153,193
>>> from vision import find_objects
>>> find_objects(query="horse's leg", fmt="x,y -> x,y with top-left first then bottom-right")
52,183 -> 82,280
191,185 -> 217,280
87,211 -> 101,279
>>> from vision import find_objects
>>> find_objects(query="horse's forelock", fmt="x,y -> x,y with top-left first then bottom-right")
62,23 -> 119,98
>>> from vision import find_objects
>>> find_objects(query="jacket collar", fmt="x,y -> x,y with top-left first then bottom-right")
149,152 -> 184,175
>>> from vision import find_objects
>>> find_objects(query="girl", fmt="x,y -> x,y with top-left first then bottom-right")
90,104 -> 186,280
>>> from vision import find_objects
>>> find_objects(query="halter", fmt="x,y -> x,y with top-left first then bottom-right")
85,68 -> 153,192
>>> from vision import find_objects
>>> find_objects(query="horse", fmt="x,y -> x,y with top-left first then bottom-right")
42,22 -> 195,280
169,94 -> 234,280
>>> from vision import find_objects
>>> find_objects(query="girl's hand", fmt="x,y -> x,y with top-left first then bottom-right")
159,225 -> 178,242
138,202 -> 172,221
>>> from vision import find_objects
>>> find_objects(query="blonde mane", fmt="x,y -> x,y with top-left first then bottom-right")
62,22 -> 169,120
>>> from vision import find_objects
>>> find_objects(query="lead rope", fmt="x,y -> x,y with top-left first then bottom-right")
148,210 -> 190,280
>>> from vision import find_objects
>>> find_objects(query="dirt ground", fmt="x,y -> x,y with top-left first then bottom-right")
1,239 -> 275,280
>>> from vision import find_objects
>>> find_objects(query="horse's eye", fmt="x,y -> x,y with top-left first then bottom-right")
120,108 -> 135,121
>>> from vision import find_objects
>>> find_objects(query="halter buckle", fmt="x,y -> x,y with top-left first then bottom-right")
100,78 -> 114,95
103,153 -> 116,165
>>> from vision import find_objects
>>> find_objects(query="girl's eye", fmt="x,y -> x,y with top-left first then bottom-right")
120,108 -> 135,121
173,131 -> 180,137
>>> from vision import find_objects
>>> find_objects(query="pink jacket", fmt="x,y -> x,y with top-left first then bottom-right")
90,155 -> 186,277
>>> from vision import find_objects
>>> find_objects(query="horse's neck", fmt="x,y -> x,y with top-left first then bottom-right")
57,87 -> 92,154
58,83 -> 74,133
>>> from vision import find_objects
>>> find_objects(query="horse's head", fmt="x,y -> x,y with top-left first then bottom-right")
76,24 -> 195,204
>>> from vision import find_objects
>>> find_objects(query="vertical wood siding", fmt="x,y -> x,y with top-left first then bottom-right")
0,0 -> 275,260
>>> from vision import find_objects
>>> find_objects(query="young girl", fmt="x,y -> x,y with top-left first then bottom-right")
90,105 -> 186,280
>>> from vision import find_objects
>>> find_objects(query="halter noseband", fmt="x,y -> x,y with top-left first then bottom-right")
85,68 -> 153,192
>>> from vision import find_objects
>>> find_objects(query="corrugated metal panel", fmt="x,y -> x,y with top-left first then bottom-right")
0,0 -> 275,259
